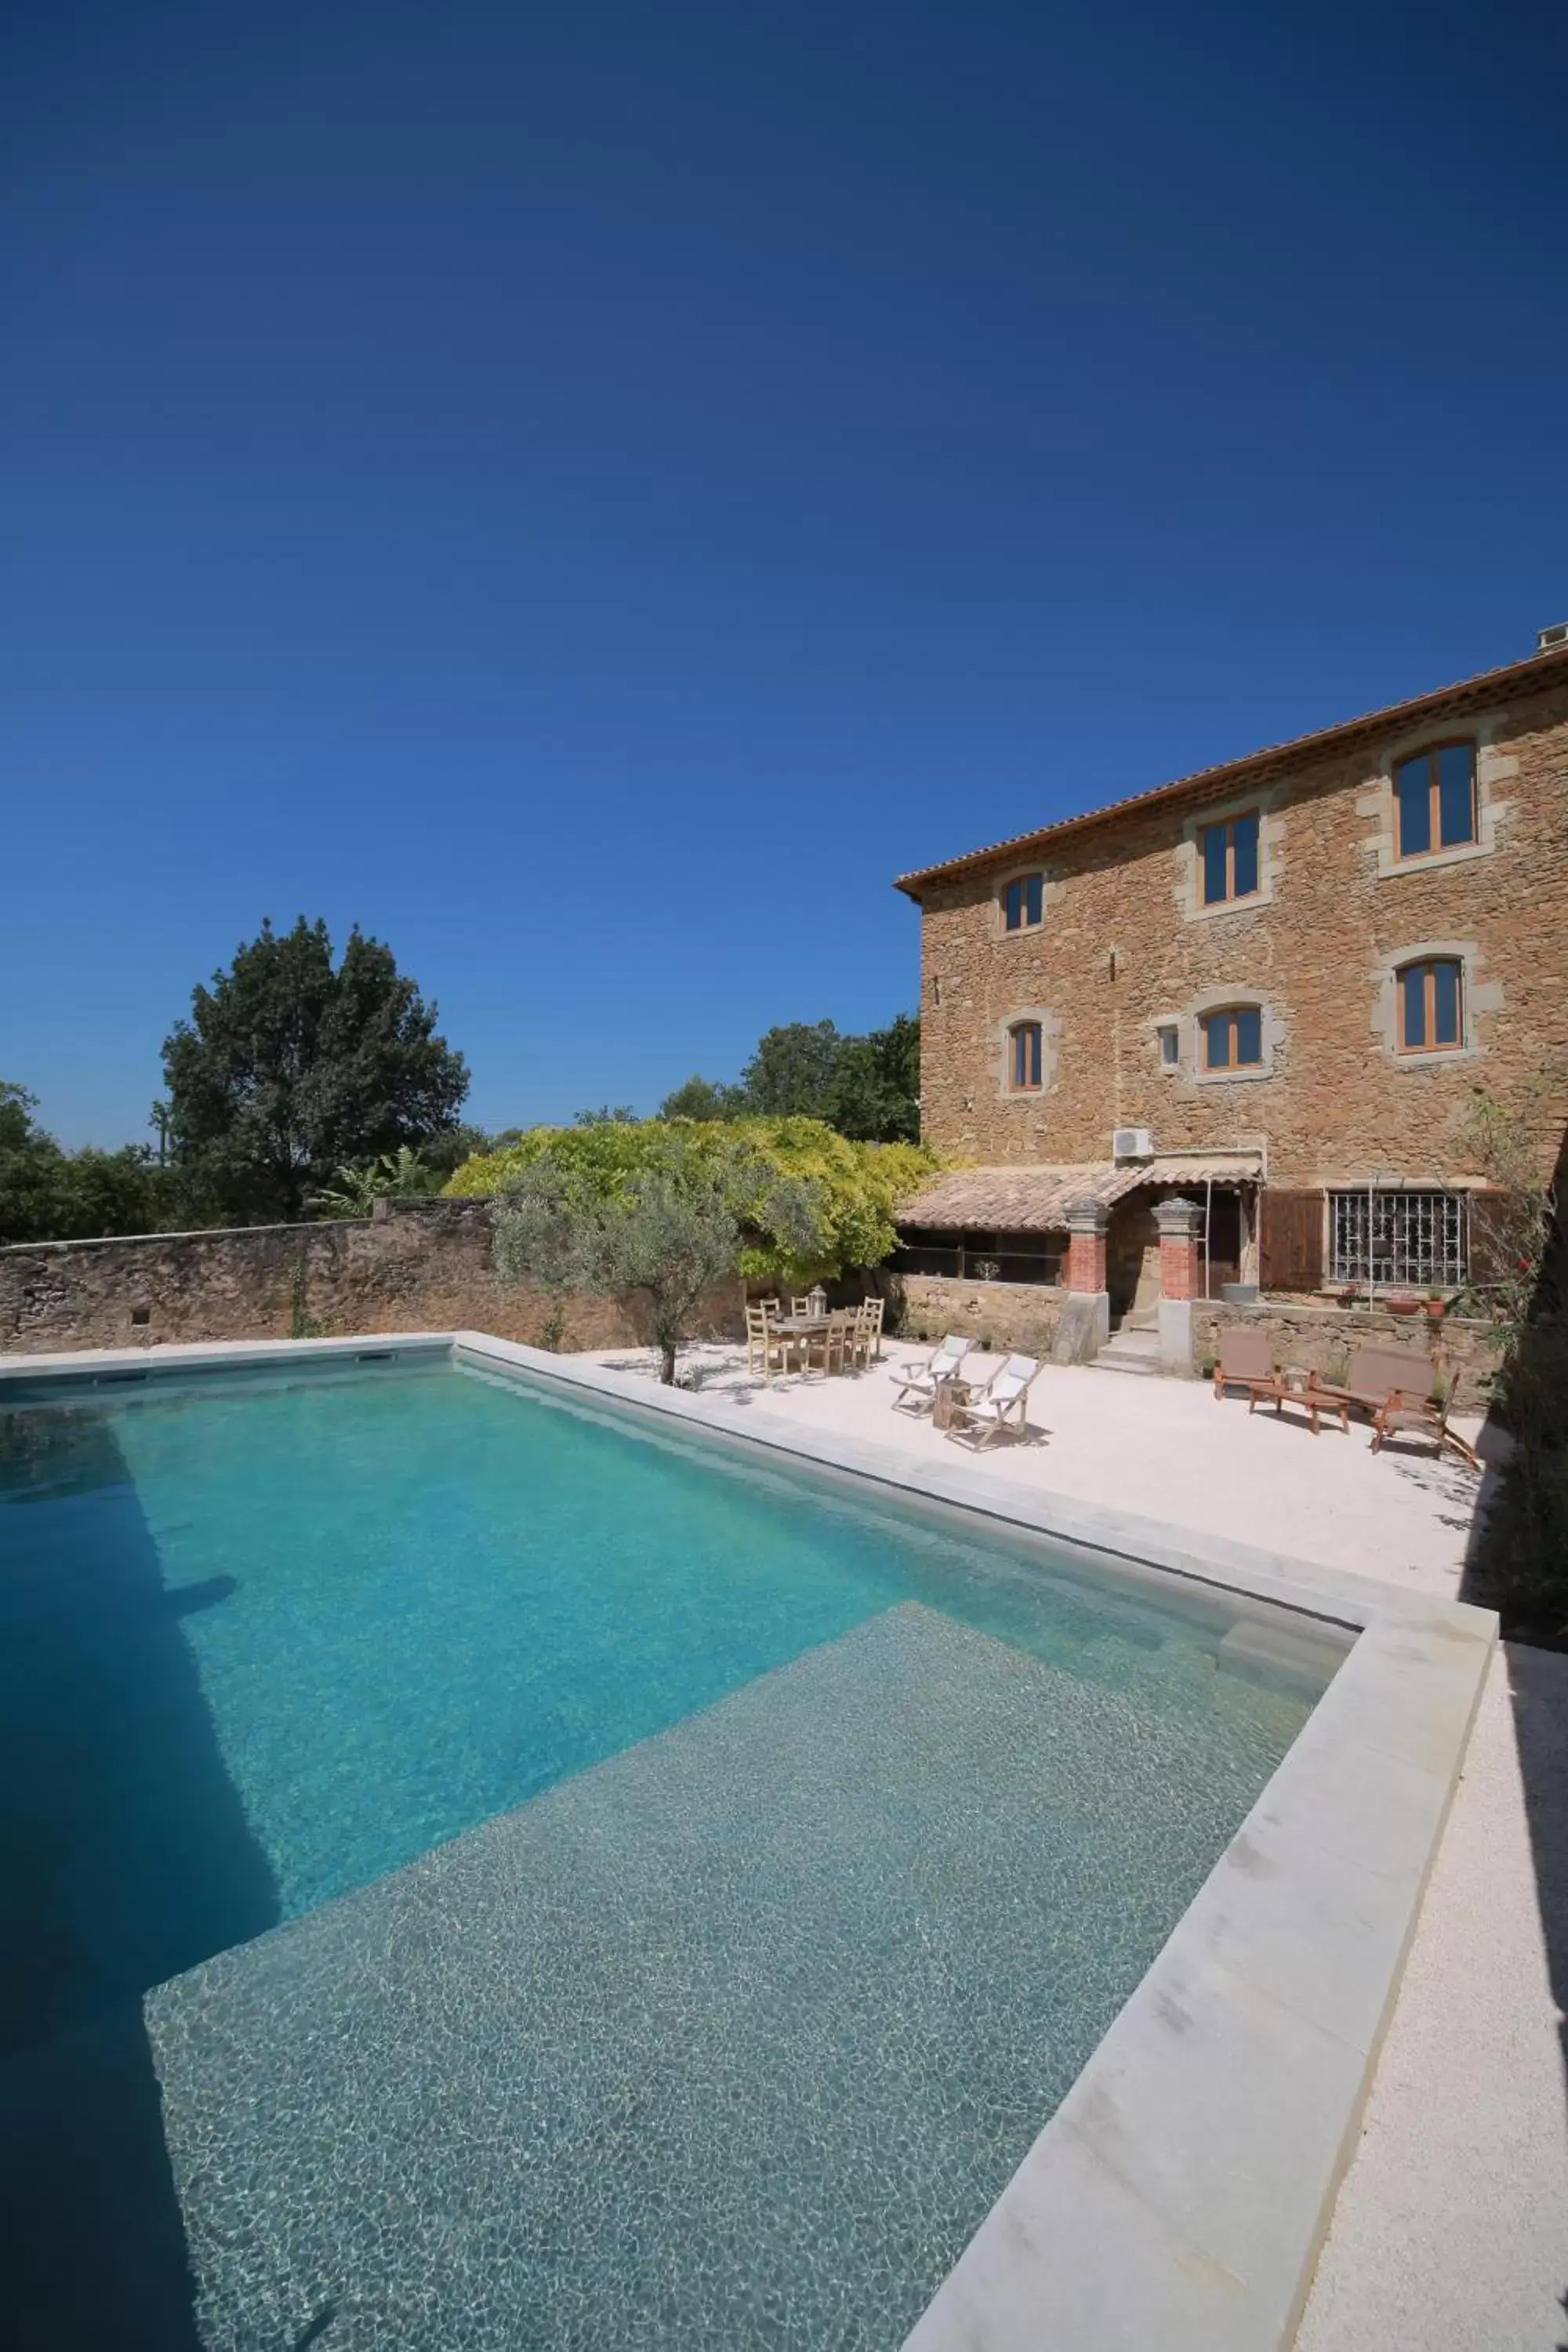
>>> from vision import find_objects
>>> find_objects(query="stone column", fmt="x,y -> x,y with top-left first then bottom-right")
1054,1197 -> 1111,1359
1154,1196 -> 1205,1374
1065,1197 -> 1109,1297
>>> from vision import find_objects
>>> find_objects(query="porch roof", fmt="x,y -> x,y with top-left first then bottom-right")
898,1151 -> 1264,1234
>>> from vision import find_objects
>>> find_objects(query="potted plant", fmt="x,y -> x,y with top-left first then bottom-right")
1425,1289 -> 1449,1324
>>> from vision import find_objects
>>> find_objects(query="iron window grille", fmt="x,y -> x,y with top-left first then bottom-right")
1329,1190 -> 1468,1289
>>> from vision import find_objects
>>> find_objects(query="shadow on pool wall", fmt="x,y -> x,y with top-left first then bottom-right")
0,1407 -> 281,2350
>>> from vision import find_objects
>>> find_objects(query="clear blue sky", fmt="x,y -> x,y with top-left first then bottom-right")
2,0 -> 1563,1149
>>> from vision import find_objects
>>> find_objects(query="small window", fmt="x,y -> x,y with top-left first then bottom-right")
1394,744 -> 1476,859
1396,957 -> 1463,1053
1156,1022 -> 1179,1068
1201,1005 -> 1263,1070
1008,1020 -> 1043,1090
1003,873 -> 1044,931
1200,811 -> 1260,906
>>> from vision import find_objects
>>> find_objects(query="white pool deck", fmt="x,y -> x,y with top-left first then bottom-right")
583,1341 -> 1568,2352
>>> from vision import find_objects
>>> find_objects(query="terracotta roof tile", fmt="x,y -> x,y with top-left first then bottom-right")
894,641 -> 1568,896
899,1152 -> 1263,1232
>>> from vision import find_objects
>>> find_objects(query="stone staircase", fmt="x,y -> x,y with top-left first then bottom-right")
1091,1323 -> 1163,1377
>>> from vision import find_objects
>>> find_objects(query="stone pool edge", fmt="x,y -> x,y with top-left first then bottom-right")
1,1330 -> 1497,2352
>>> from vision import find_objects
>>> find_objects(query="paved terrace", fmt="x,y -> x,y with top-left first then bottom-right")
589,1340 -> 1568,2352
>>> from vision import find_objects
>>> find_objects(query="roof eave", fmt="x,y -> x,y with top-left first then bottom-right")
893,641 -> 1568,900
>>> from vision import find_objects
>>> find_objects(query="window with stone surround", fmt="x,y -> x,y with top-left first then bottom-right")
1001,872 -> 1045,932
1200,1005 -> 1263,1071
1396,957 -> 1464,1054
1199,811 -> 1260,906
1394,742 -> 1476,861
1007,1020 -> 1044,1091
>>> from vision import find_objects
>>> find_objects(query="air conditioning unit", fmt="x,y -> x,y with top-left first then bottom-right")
1112,1127 -> 1154,1162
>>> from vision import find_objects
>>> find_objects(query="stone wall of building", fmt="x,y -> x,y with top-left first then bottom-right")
891,1273 -> 1064,1357
1190,1298 -> 1504,1411
0,1197 -> 746,1358
913,674 -> 1568,1189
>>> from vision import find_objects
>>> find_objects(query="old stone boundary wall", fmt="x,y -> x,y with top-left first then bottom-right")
895,1272 -> 1064,1359
0,1197 -> 745,1358
1192,1298 -> 1503,1411
2,1208 -> 1505,1410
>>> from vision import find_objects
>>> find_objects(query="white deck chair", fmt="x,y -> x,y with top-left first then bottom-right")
945,1355 -> 1040,1450
891,1334 -> 971,1414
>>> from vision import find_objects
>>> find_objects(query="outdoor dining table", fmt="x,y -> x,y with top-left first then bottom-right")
768,1312 -> 847,1377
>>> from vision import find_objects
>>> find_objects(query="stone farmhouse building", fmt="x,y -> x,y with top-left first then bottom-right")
892,629 -> 1568,1358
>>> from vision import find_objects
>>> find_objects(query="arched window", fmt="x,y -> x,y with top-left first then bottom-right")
1396,957 -> 1463,1053
1200,1004 -> 1263,1071
1008,1020 -> 1044,1091
1394,743 -> 1476,859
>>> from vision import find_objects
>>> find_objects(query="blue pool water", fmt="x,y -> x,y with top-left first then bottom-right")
0,1356 -> 1342,2349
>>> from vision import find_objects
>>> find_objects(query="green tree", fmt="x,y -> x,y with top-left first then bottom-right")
416,1123 -> 495,1178
456,1113 -> 932,1290
739,1020 -> 845,1118
572,1105 -> 640,1126
160,918 -> 469,1223
494,1133 -> 811,1384
658,1075 -> 744,1121
0,1084 -> 67,1243
828,1014 -> 922,1142
0,1083 -> 179,1243
659,1015 -> 920,1142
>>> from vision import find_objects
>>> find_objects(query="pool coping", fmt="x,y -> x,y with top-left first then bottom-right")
1,1330 -> 1497,2352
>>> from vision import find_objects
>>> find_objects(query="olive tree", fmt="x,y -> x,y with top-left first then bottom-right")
494,1134 -> 819,1383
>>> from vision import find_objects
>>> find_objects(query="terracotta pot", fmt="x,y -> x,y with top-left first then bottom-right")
1383,1294 -> 1421,1316
1425,1296 -> 1448,1322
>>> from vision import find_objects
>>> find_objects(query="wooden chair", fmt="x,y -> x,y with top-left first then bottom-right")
745,1301 -> 788,1379
892,1334 -> 971,1414
1212,1327 -> 1285,1413
857,1297 -> 885,1365
1372,1385 -> 1482,1472
1315,1345 -> 1481,1471
819,1307 -> 858,1376
838,1300 -> 873,1372
946,1356 -> 1040,1450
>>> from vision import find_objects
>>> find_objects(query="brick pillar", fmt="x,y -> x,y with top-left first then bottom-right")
1065,1199 -> 1109,1296
1154,1196 -> 1204,1302
1153,1196 -> 1204,1376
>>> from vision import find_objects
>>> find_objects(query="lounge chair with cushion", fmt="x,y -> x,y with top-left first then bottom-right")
1211,1327 -> 1285,1410
1316,1345 -> 1481,1471
891,1334 -> 971,1414
946,1355 -> 1040,1450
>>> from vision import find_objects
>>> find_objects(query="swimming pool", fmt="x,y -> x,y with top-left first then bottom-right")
1,1347 -> 1355,2348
